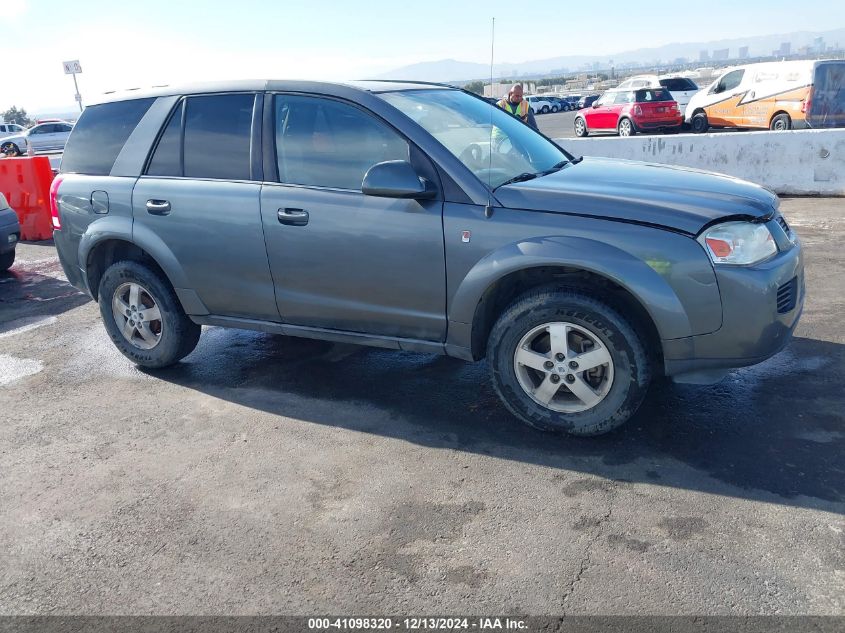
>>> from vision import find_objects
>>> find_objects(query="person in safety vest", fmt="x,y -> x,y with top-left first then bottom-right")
496,84 -> 538,130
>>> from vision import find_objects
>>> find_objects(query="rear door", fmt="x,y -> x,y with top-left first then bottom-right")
260,93 -> 447,341
132,93 -> 278,321
26,124 -> 51,151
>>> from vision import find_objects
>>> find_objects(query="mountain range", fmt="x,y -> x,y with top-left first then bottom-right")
377,27 -> 845,82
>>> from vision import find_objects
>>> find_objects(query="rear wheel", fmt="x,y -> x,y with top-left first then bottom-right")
618,118 -> 635,137
691,112 -> 709,133
770,113 -> 791,131
0,250 -> 14,272
574,117 -> 588,137
487,287 -> 651,436
98,260 -> 201,368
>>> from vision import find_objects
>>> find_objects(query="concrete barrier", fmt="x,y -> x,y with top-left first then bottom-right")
556,129 -> 845,196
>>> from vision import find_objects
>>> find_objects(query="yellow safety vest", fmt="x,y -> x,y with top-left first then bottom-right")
497,98 -> 530,121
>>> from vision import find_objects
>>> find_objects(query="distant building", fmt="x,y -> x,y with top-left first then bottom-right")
699,50 -> 710,62
813,37 -> 826,54
712,48 -> 730,61
775,42 -> 791,57
738,46 -> 749,59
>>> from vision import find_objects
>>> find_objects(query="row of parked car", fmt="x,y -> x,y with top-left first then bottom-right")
524,94 -> 600,114
0,120 -> 74,156
571,59 -> 845,137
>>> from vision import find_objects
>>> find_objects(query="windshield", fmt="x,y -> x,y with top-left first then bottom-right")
379,89 -> 571,189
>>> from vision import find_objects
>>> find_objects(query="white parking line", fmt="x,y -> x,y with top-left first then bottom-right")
0,316 -> 57,339
0,354 -> 43,386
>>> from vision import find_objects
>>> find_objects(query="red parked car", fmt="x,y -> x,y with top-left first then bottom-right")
574,88 -> 682,137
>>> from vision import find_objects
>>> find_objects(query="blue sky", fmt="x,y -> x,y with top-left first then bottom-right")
3,0 -> 844,112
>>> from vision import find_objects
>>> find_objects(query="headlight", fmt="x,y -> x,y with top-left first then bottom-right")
698,221 -> 777,265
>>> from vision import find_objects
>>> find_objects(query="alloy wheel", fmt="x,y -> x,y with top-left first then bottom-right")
513,321 -> 615,413
112,282 -> 163,350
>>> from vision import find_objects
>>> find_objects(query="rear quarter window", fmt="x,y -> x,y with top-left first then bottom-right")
61,98 -> 155,175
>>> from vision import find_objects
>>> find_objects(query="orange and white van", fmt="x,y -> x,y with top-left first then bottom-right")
685,59 -> 845,132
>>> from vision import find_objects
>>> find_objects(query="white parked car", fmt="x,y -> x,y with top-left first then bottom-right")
616,75 -> 700,111
0,122 -> 26,136
0,121 -> 73,156
525,95 -> 553,114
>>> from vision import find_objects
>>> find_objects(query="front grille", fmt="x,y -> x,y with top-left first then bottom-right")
777,277 -> 798,314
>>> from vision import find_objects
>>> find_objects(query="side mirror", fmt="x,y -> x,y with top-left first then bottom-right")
592,101 -> 601,108
362,161 -> 436,200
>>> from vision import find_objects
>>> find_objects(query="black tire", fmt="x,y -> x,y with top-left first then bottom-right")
98,260 -> 201,368
770,113 -> 791,131
691,112 -> 709,133
487,287 -> 651,436
551,105 -> 559,113
541,105 -> 550,114
0,249 -> 14,272
618,117 -> 636,137
1,142 -> 21,156
574,117 -> 589,137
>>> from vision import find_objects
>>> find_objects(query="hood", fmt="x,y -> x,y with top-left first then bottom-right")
494,157 -> 778,234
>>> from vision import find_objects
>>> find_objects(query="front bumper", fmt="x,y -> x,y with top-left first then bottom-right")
663,220 -> 804,384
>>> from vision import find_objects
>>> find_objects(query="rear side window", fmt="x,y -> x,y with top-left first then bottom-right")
635,89 -> 673,102
660,78 -> 698,91
145,94 -> 254,180
62,98 -> 154,175
147,103 -> 182,177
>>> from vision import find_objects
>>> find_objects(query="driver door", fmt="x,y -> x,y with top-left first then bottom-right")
260,94 -> 447,341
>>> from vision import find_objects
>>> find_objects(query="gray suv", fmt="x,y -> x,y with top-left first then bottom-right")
52,80 -> 804,436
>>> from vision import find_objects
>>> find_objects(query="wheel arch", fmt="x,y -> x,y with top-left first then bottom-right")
446,237 -> 695,365
769,110 -> 791,127
80,220 -> 207,315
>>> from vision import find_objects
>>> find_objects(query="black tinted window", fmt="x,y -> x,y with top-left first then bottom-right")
183,94 -> 253,180
719,70 -> 745,92
147,103 -> 182,177
274,95 -> 409,191
660,78 -> 698,91
635,89 -> 673,102
62,98 -> 154,175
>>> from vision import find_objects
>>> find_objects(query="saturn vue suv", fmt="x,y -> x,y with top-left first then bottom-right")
52,80 -> 804,436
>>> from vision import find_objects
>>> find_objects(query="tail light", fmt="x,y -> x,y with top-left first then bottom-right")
671,103 -> 680,111
802,87 -> 813,114
49,174 -> 64,230
634,105 -> 643,116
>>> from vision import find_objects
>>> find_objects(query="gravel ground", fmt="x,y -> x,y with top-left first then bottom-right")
0,198 -> 842,615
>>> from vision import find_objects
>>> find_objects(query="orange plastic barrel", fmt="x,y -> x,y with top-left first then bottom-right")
0,156 -> 55,241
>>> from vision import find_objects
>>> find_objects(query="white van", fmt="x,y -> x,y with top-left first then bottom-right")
685,59 -> 845,132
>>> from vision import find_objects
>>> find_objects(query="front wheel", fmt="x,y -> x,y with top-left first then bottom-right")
1,142 -> 21,156
98,260 -> 201,368
574,117 -> 588,137
691,112 -> 709,133
487,288 -> 651,436
541,105 -> 550,114
618,118 -> 635,136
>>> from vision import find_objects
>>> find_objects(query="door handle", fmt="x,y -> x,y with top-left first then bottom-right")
146,199 -> 171,215
277,208 -> 309,226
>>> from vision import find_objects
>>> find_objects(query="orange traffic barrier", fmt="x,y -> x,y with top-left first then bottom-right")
0,156 -> 55,241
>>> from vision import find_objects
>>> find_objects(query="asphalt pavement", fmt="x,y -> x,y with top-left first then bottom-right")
0,199 -> 843,614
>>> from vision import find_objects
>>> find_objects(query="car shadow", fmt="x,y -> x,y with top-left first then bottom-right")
0,241 -> 90,327
148,328 -> 844,514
